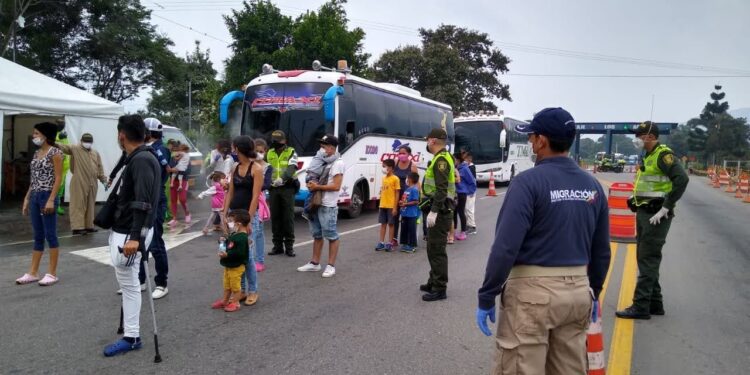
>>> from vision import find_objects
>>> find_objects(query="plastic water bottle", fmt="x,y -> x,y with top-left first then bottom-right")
218,237 -> 227,252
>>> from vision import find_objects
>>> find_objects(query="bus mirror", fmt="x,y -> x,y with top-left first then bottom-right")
323,85 -> 345,123
499,129 -> 507,148
219,90 -> 244,125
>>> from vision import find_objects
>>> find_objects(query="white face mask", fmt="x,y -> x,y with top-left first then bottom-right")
227,222 -> 236,231
633,138 -> 645,149
317,148 -> 327,157
256,152 -> 265,160
382,168 -> 388,175
32,137 -> 44,146
82,142 -> 93,149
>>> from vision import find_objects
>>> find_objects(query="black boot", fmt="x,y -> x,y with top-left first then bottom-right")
615,305 -> 651,320
649,303 -> 665,316
422,290 -> 447,302
268,247 -> 284,256
285,243 -> 296,257
419,283 -> 431,292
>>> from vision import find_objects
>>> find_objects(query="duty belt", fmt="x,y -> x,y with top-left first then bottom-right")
508,265 -> 587,279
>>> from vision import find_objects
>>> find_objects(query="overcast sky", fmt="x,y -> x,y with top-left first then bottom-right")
132,0 -> 750,124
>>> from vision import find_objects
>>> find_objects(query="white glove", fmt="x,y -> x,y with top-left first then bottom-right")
426,212 -> 438,228
273,178 -> 283,187
649,207 -> 670,225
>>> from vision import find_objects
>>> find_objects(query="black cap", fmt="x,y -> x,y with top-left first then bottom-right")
426,128 -> 447,140
632,121 -> 659,137
81,133 -> 94,142
271,130 -> 286,142
515,107 -> 576,140
318,134 -> 339,147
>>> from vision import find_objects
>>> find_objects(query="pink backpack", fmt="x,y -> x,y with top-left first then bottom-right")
258,192 -> 270,222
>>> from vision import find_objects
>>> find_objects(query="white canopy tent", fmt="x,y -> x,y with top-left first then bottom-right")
0,57 -> 124,202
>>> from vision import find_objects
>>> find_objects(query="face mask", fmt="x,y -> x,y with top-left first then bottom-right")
227,222 -> 236,231
398,154 -> 409,162
425,142 -> 433,154
382,168 -> 389,174
317,148 -> 327,157
231,152 -> 239,162
82,142 -> 92,149
633,138 -> 645,149
32,137 -> 44,147
146,141 -> 154,147
271,141 -> 283,150
256,152 -> 265,160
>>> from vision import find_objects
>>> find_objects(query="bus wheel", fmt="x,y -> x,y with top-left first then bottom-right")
344,184 -> 364,219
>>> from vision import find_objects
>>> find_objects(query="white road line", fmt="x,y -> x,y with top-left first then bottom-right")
70,231 -> 204,266
70,222 -> 383,265
292,223 -> 381,248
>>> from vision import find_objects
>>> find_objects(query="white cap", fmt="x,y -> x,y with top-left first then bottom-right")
144,117 -> 162,132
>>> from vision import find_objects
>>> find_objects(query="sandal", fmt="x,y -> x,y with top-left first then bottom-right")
38,274 -> 58,286
15,273 -> 39,285
211,299 -> 227,309
224,302 -> 241,312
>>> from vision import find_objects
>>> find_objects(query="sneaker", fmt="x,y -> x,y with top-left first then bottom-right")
244,293 -> 259,306
322,265 -> 336,278
224,302 -> 241,312
467,227 -> 478,235
297,262 -> 322,272
152,286 -> 168,299
455,232 -> 467,241
116,284 -> 146,295
184,214 -> 192,224
211,299 -> 227,309
301,212 -> 310,221
255,263 -> 265,272
103,338 -> 142,357
390,238 -> 399,248
375,242 -> 386,251
400,245 -> 415,253
384,243 -> 393,252
15,273 -> 39,285
167,219 -> 178,227
38,274 -> 58,286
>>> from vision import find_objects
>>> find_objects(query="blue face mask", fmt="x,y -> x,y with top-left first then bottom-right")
231,152 -> 239,162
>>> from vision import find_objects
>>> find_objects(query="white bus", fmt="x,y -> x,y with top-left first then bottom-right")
220,61 -> 454,218
454,111 -> 534,184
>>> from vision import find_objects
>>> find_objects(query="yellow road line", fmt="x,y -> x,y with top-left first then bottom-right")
608,243 -> 638,375
599,242 -> 619,303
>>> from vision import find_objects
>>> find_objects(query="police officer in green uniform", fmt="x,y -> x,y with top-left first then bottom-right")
616,121 -> 689,319
419,128 -> 455,302
266,130 -> 299,257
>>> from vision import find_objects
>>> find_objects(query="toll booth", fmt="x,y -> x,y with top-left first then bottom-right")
572,122 -> 678,162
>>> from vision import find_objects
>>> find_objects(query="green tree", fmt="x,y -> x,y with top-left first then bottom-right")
148,41 -> 218,128
2,0 -> 177,103
224,0 -> 369,89
687,85 -> 750,164
373,24 -> 511,112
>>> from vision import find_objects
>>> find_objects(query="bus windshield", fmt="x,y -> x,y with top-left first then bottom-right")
454,120 -> 503,164
242,82 -> 333,156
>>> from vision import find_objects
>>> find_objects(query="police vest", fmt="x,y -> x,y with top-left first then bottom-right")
423,150 -> 456,199
267,147 -> 297,181
634,144 -> 673,206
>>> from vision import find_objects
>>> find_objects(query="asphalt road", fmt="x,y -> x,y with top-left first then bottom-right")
1,173 -> 748,374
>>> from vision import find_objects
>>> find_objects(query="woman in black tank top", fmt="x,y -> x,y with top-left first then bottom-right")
392,145 -> 419,244
223,136 -> 264,305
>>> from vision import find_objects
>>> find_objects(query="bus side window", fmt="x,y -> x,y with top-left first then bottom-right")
346,122 -> 355,145
338,83 -> 357,150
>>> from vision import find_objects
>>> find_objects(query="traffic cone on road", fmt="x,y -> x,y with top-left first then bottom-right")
487,171 -> 498,197
587,303 -> 606,375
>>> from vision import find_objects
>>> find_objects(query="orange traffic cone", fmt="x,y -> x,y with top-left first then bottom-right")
744,190 -> 750,203
712,174 -> 721,188
487,171 -> 498,197
587,304 -> 606,375
725,178 -> 736,193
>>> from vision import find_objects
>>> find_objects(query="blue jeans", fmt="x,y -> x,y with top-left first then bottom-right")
251,214 -> 265,265
308,206 -> 339,241
30,191 -> 59,251
140,193 -> 169,287
240,242 -> 258,293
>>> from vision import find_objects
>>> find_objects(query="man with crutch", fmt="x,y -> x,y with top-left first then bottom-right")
103,115 -> 162,358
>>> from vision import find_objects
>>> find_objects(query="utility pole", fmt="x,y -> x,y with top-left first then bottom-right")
187,79 -> 192,132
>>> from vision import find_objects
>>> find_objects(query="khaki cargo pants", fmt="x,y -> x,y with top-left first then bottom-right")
493,276 -> 592,375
